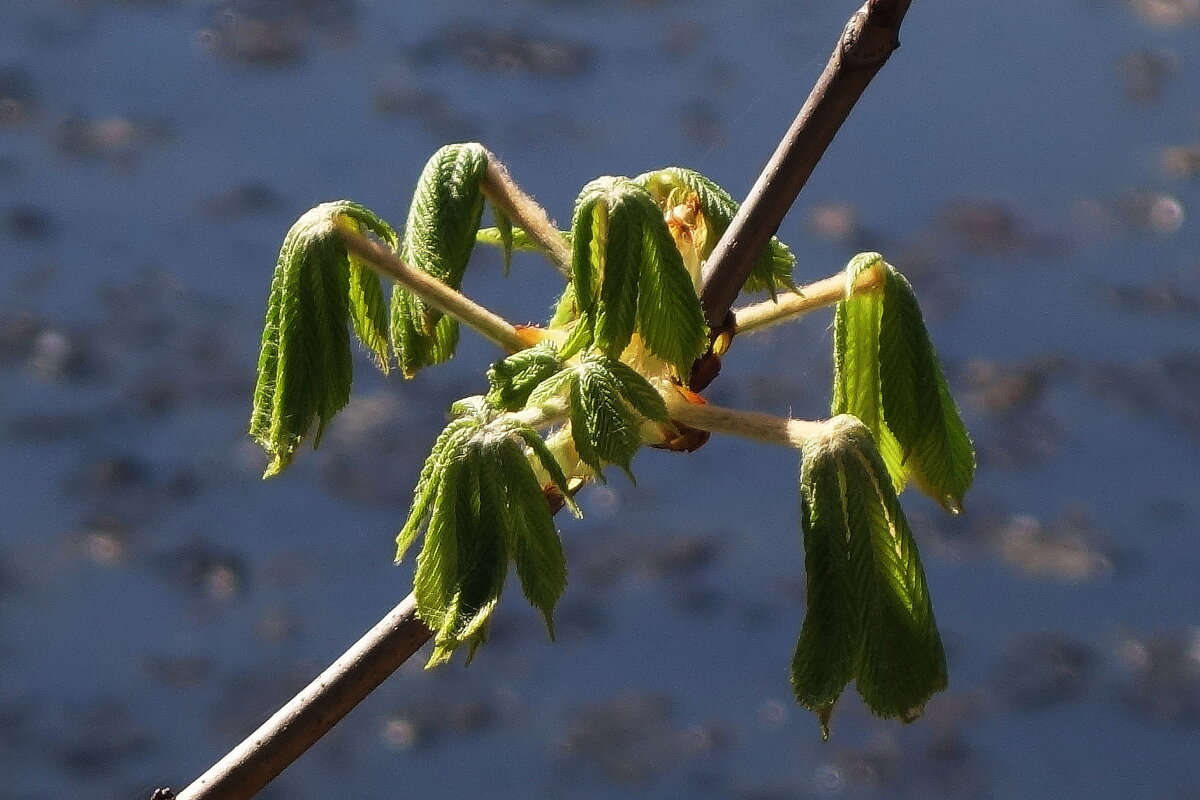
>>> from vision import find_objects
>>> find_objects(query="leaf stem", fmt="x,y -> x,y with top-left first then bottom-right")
733,259 -> 884,336
336,222 -> 528,354
482,155 -> 573,278
664,392 -> 828,449
508,398 -> 570,430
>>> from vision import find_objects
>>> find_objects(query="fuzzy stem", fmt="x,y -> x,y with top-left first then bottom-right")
733,260 -> 884,336
336,222 -> 528,353
482,155 -> 573,278
508,398 -> 569,431
664,392 -> 828,449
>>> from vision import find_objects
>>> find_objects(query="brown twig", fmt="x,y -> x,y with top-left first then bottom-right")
158,3 -> 913,798
172,596 -> 431,800
698,0 -> 912,328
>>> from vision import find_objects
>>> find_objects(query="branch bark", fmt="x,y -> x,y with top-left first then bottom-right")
174,596 -> 431,800
159,3 -> 913,798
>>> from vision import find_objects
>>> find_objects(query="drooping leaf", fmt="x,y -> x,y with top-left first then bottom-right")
878,268 -> 976,514
485,343 -> 563,411
497,438 -> 567,635
792,415 -> 947,736
444,443 -> 509,664
339,203 -> 400,372
413,449 -> 467,636
636,167 -> 797,296
837,418 -> 947,721
395,416 -> 480,562
391,143 -> 490,377
566,178 -> 610,331
303,232 -> 353,446
250,202 -> 399,477
594,188 -> 642,359
831,252 -> 906,491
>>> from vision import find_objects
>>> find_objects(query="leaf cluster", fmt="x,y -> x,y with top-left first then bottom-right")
486,346 -> 669,479
561,176 -> 708,379
247,142 -> 976,739
250,144 -> 527,474
396,399 -> 577,666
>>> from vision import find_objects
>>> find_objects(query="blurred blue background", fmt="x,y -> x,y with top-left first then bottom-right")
1,1 -> 1199,798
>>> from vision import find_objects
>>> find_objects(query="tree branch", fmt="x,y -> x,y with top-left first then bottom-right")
698,0 -> 912,329
157,3 -> 915,798
174,595 -> 431,800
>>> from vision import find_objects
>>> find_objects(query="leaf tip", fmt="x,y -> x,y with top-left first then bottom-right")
817,704 -> 834,741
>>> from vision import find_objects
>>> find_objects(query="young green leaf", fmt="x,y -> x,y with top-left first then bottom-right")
497,438 -> 568,636
636,167 -> 797,296
837,418 -> 947,721
485,343 -> 563,411
395,415 -> 481,562
792,415 -> 947,737
413,449 -> 468,636
392,143 -> 490,377
831,252 -> 906,491
566,178 -> 610,331
636,204 -> 708,378
594,189 -> 643,359
568,353 -> 648,480
566,177 -> 639,358
446,445 -> 509,664
249,202 -> 399,477
878,268 -> 976,514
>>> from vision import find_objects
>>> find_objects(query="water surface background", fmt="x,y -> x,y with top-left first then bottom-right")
2,1 -> 1199,798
